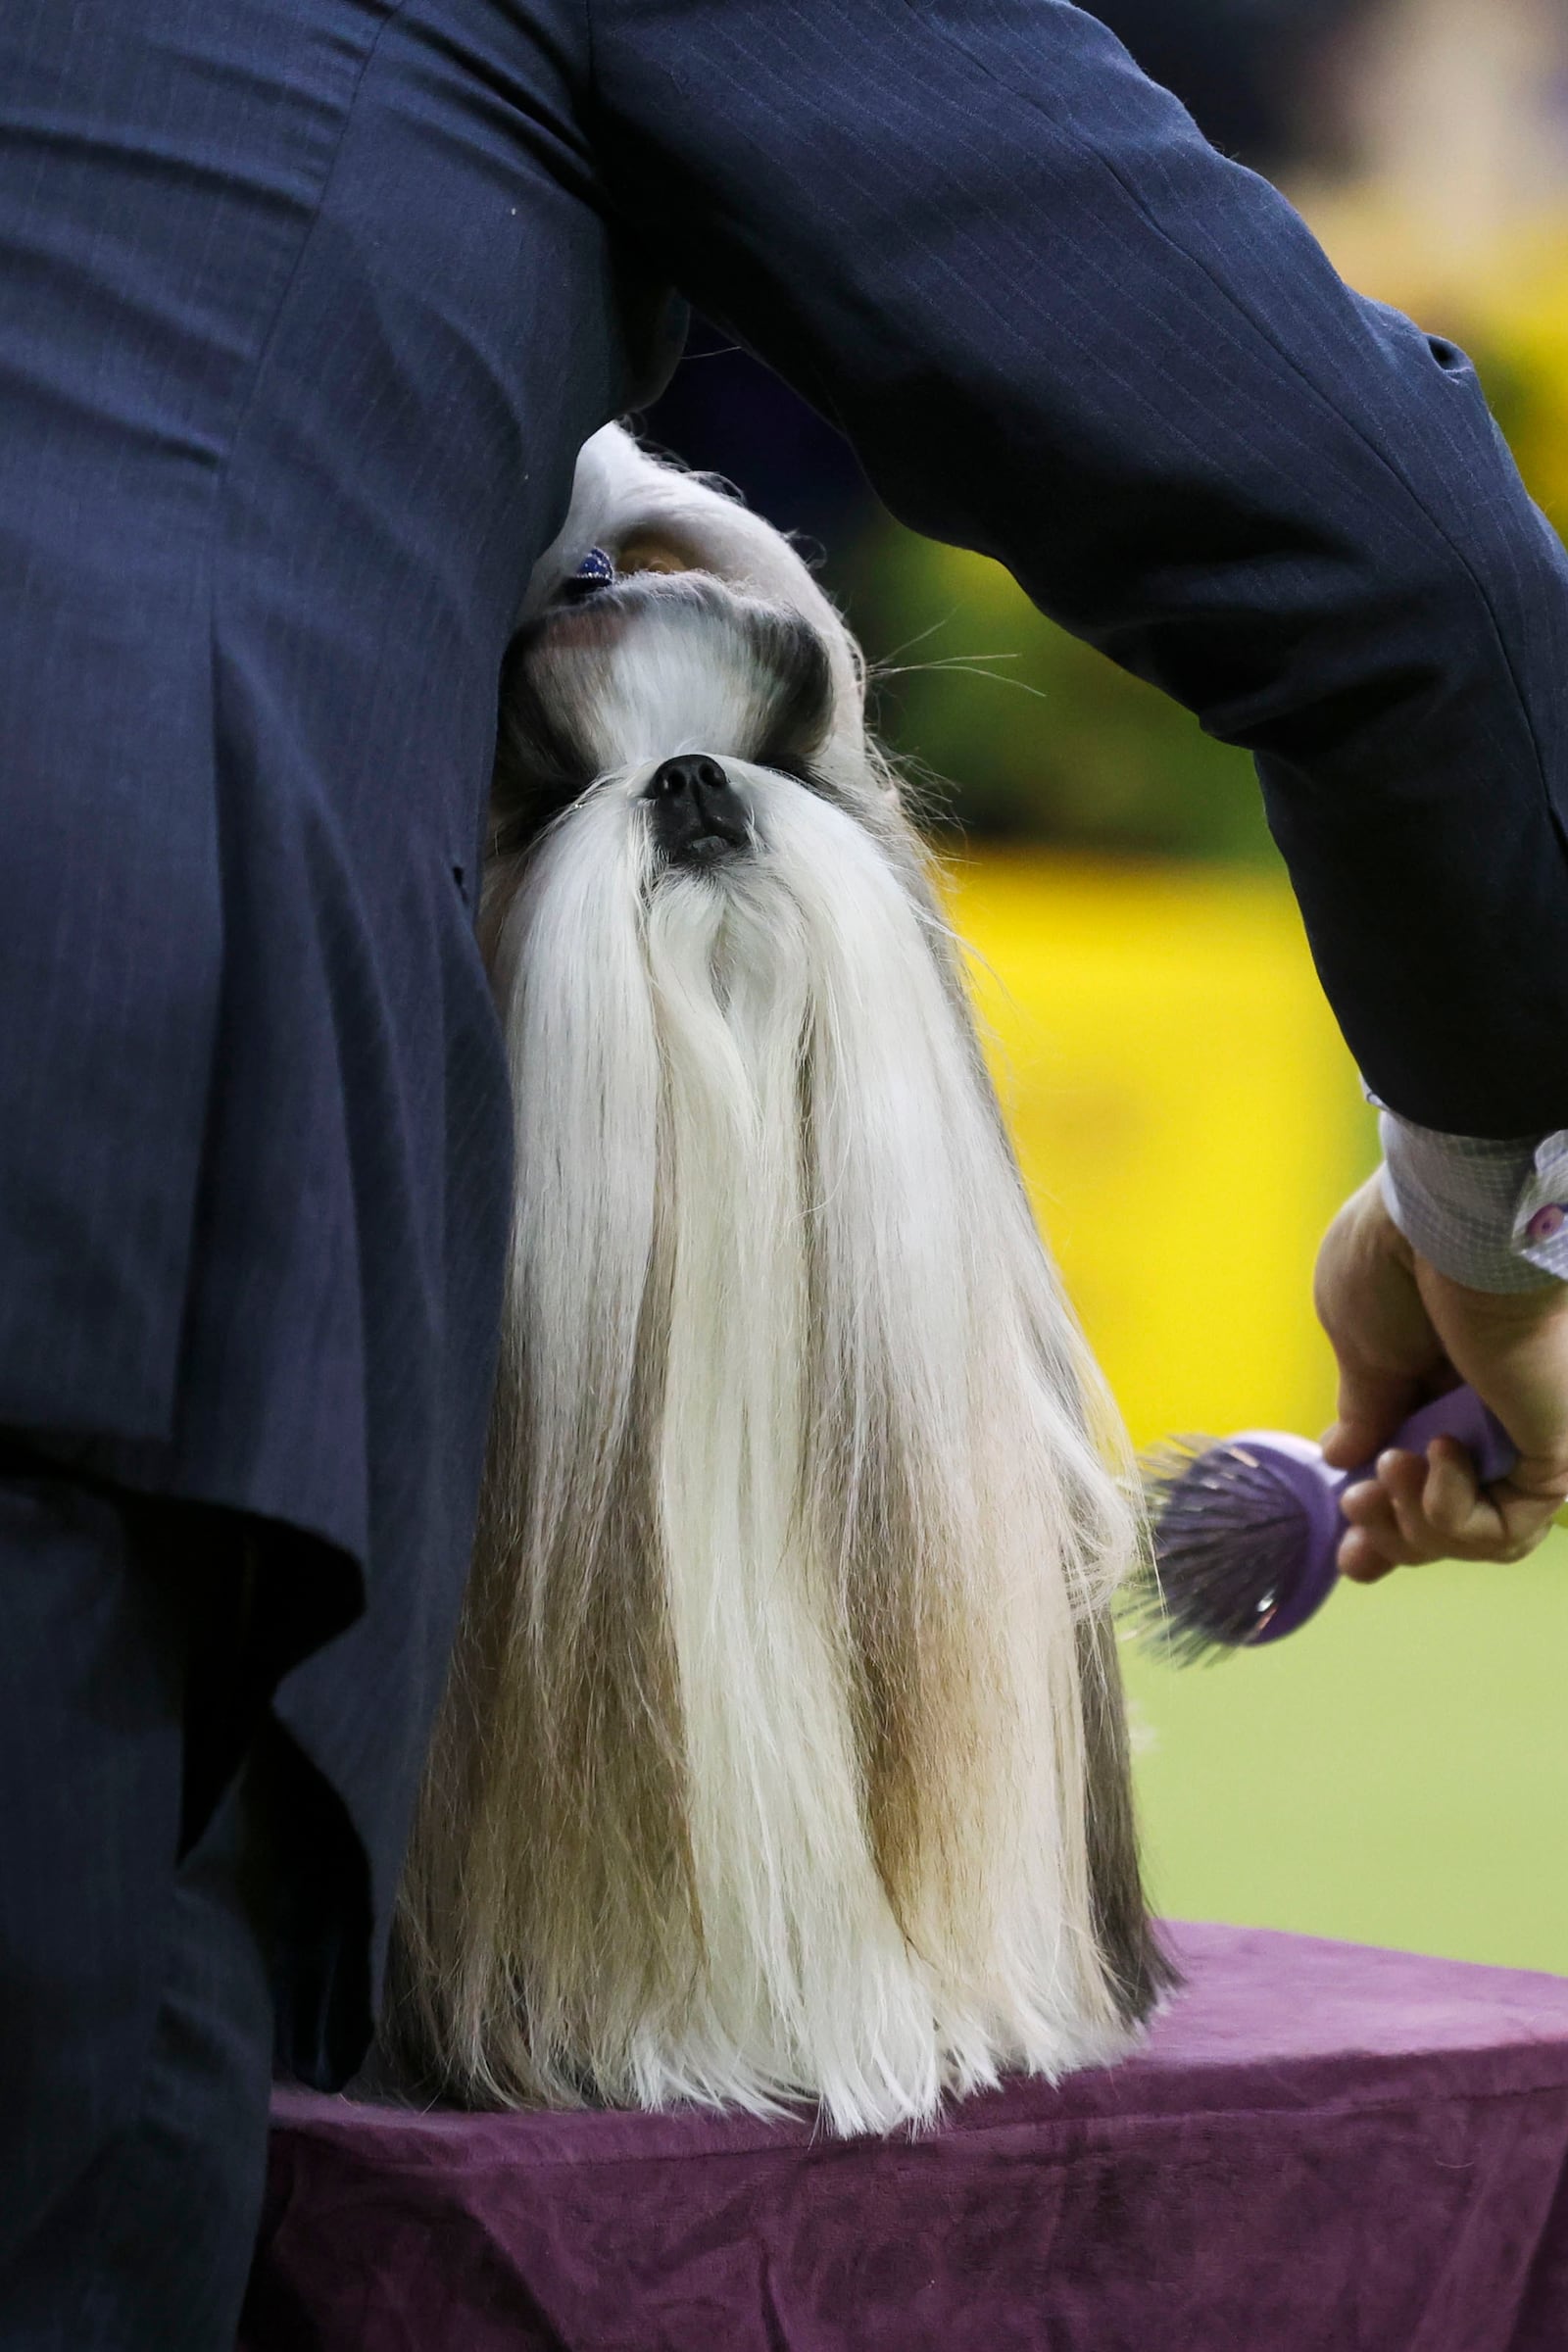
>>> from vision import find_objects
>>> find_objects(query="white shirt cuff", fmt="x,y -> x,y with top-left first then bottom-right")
1374,1102 -> 1568,1293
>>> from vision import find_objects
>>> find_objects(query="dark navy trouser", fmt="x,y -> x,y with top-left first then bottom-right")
0,1450 -> 283,2349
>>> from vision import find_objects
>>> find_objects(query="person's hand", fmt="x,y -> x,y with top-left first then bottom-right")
1313,1173 -> 1568,1582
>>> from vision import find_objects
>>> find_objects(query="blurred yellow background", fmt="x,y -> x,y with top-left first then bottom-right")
945,848 -> 1568,1980
945,856 -> 1363,1450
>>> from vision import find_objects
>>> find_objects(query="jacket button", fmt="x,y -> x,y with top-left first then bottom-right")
1525,1203 -> 1566,1242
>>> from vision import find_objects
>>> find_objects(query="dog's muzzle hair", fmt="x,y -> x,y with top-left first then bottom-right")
383,427 -> 1172,2135
494,568 -> 838,868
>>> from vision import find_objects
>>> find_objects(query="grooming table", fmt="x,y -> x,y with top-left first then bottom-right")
240,1923 -> 1568,2351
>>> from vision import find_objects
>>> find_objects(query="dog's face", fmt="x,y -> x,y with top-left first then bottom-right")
489,544 -> 918,950
496,567 -> 845,867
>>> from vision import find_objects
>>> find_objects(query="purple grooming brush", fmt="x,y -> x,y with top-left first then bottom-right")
1135,1385 -> 1517,1663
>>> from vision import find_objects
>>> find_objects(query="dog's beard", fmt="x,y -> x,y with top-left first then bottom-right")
392,752 -> 1158,2133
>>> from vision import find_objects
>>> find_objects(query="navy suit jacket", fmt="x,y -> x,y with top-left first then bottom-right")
3,0 -> 1565,2077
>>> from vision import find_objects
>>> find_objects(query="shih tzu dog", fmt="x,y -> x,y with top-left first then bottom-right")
384,425 -> 1170,2135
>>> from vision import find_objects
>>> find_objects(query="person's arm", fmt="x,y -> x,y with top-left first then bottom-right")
589,0 -> 1568,1140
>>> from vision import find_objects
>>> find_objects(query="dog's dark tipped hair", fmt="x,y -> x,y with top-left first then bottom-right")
385,424 -> 1168,2134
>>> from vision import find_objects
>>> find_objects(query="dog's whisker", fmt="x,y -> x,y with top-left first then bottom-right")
866,611 -> 961,668
877,654 -> 1053,702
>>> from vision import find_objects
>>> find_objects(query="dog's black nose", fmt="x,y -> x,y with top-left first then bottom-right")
642,754 -> 752,865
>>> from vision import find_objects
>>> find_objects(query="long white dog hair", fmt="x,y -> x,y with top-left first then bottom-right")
385,425 -> 1170,2134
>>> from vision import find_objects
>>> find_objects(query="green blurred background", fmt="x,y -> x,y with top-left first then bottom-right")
643,0 -> 1568,1979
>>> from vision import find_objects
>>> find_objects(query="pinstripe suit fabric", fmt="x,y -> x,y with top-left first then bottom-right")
588,0 -> 1568,1141
0,0 -> 1564,2155
0,0 -> 658,2084
0,1459 -> 279,2347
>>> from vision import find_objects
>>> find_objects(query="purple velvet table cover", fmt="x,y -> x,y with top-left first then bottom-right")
241,1924 -> 1568,2352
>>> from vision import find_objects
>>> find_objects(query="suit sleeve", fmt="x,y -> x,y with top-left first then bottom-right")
587,0 -> 1568,1138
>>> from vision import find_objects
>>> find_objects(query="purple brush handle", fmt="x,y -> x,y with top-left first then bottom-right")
1238,1386 -> 1517,1645
1374,1387 -> 1518,1489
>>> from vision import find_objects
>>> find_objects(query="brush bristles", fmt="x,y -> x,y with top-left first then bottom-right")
1134,1439 -> 1313,1661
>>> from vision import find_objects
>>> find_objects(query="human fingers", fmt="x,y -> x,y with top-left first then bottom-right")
1337,1464 -> 1441,1579
1337,1446 -> 1489,1573
1335,1512 -> 1400,1583
1406,1437 -> 1564,1561
1419,1435 -> 1483,1547
1339,1440 -> 1562,1572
